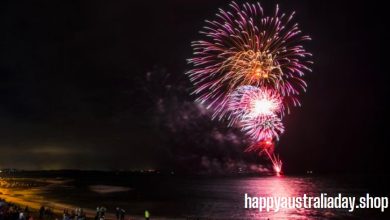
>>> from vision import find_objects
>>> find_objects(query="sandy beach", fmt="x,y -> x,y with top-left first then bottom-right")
0,178 -> 183,220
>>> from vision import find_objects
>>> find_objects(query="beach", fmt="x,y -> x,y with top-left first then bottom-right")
1,171 -> 389,219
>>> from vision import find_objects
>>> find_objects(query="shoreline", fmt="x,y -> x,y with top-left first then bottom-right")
0,178 -> 185,220
0,196 -> 186,220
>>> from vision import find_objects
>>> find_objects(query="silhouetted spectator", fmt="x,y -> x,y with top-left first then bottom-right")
144,210 -> 150,220
115,208 -> 120,220
39,206 -> 45,219
120,209 -> 125,220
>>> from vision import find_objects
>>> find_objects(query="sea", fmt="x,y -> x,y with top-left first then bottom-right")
0,171 -> 389,219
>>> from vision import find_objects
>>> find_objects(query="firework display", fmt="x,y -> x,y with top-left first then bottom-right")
187,1 -> 312,174
227,85 -> 283,123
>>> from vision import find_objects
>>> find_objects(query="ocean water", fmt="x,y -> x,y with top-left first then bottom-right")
1,173 -> 389,219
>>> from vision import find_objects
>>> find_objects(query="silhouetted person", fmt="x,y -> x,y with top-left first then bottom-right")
46,208 -> 53,220
18,211 -> 25,220
24,206 -> 29,215
63,209 -> 69,220
98,207 -> 106,220
39,206 -> 45,219
144,210 -> 150,220
95,207 -> 100,220
115,208 -> 120,220
120,209 -> 125,220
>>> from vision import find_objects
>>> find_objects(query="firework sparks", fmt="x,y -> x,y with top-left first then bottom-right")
241,114 -> 284,142
245,138 -> 275,155
269,153 -> 283,175
187,1 -> 312,119
227,85 -> 283,122
187,1 -> 312,175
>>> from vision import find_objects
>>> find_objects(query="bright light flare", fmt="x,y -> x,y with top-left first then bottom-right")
252,98 -> 278,117
274,163 -> 282,175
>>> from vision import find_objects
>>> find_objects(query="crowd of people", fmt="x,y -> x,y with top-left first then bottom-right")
0,199 -> 152,220
0,200 -> 58,220
62,208 -> 86,220
0,199 -> 32,220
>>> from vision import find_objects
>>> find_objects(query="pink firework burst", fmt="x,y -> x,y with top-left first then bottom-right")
187,1 -> 312,119
241,114 -> 284,142
229,85 -> 283,117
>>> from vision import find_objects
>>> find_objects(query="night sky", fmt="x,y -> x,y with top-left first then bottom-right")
0,0 -> 388,173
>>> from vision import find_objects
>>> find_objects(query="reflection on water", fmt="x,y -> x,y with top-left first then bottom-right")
0,175 -> 387,219
237,177 -> 340,219
171,176 -> 377,219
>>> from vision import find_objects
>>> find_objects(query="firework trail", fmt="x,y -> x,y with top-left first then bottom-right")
187,1 -> 312,174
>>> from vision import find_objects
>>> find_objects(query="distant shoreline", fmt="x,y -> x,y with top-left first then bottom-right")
0,177 -> 184,220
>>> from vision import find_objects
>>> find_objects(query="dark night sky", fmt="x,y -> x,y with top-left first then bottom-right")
0,0 -> 388,173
